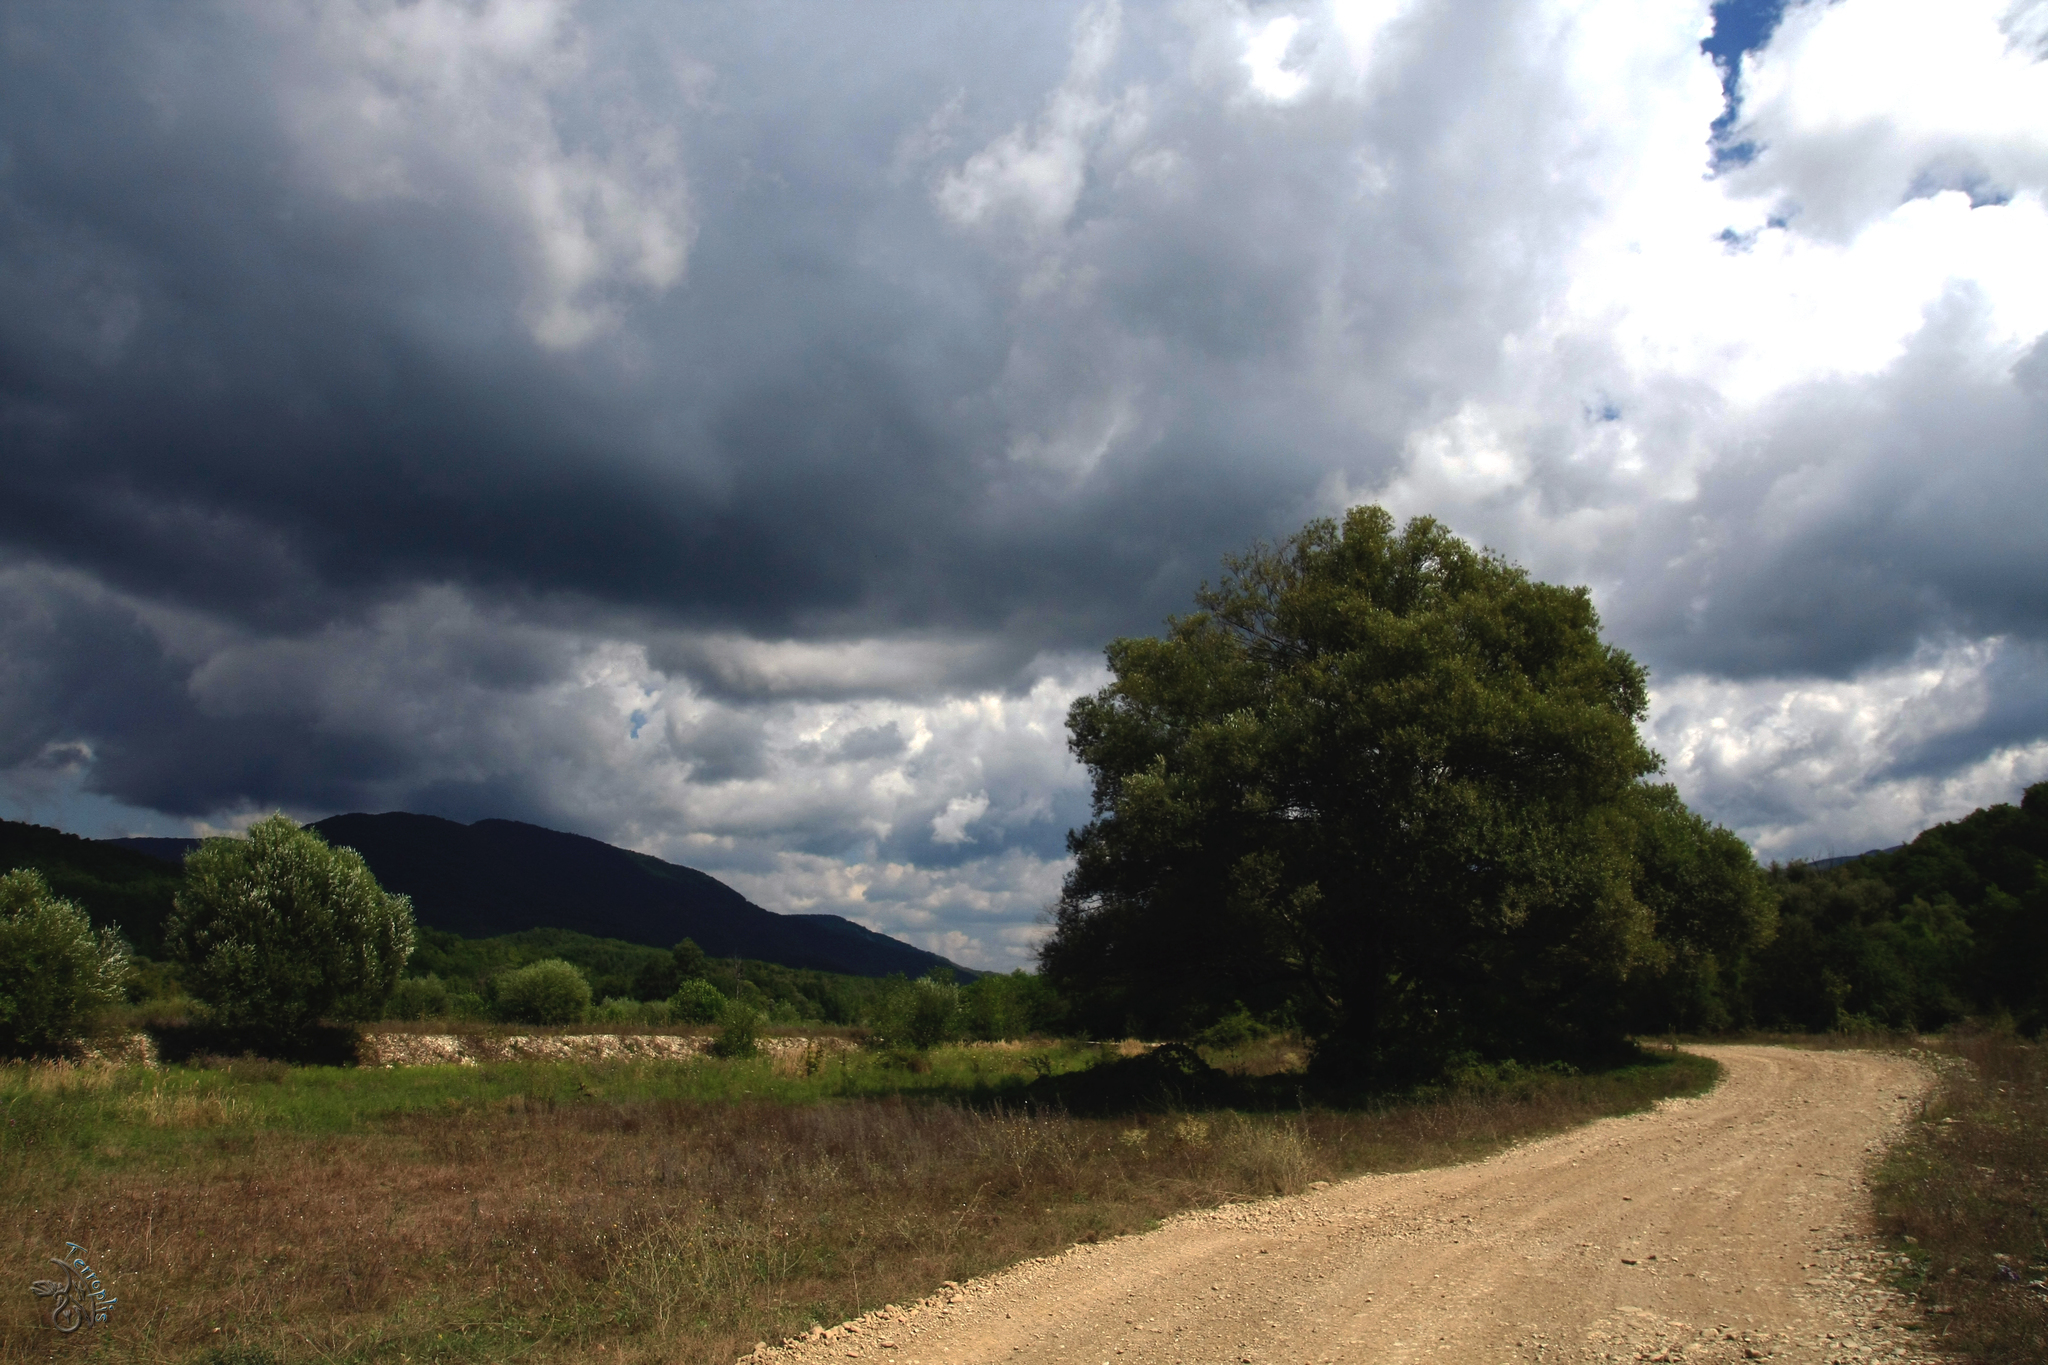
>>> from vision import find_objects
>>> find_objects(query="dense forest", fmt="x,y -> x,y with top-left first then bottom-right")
3,781 -> 2042,1048
455,783 -> 2043,1042
1631,782 -> 2048,1037
404,923 -> 1054,1038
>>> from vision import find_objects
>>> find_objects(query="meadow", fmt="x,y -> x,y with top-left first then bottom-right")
2,1036 -> 1716,1365
1874,1025 -> 2047,1365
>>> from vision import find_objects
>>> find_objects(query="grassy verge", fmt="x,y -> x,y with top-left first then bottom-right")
1874,1026 -> 2048,1365
1,1041 -> 1715,1365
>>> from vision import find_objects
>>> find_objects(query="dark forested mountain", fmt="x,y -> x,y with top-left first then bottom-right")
85,812 -> 961,978
1807,845 -> 1906,871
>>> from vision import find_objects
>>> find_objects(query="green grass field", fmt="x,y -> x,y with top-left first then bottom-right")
2,1039 -> 1717,1365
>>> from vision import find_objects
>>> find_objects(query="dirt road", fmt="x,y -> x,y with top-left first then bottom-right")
755,1046 -> 1944,1365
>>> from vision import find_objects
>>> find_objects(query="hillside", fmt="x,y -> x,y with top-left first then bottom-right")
0,818 -> 184,954
316,813 -> 962,977
16,811 -> 959,979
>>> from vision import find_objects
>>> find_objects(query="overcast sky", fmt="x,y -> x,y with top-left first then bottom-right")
3,0 -> 2045,968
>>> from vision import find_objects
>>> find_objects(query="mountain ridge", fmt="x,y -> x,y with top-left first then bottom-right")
97,811 -> 963,979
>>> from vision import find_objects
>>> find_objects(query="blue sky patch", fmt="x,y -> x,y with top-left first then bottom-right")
1703,0 -> 1792,167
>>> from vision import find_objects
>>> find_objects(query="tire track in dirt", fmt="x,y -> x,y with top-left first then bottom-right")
749,1046 -> 1943,1365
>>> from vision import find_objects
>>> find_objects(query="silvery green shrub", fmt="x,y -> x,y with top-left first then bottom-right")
0,868 -> 130,1057
593,995 -> 671,1026
710,999 -> 761,1058
866,973 -> 959,1050
166,815 -> 415,1040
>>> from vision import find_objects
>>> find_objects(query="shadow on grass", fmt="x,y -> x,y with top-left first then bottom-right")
1009,1042 -> 1240,1115
145,1018 -> 364,1067
1003,1039 -> 1710,1118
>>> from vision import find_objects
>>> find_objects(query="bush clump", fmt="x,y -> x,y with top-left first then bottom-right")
866,971 -> 960,1051
495,959 -> 592,1025
165,814 -> 416,1040
710,1000 -> 761,1058
592,995 -> 673,1026
0,867 -> 131,1057
385,974 -> 452,1020
669,977 -> 727,1024
1194,1003 -> 1269,1050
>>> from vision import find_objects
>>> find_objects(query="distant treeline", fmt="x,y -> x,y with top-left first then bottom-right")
400,925 -> 1062,1040
1634,783 -> 2048,1036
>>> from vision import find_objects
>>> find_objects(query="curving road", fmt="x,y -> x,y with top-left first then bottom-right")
752,1046 -> 1945,1365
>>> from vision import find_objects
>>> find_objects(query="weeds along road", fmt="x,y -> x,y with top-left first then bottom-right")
752,1046 -> 1939,1365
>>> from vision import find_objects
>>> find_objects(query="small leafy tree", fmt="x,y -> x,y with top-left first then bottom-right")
867,970 -> 960,1050
710,999 -> 761,1057
672,938 -> 710,980
669,977 -> 727,1024
958,970 -> 1063,1040
0,868 -> 131,1057
166,815 -> 415,1039
495,958 -> 592,1025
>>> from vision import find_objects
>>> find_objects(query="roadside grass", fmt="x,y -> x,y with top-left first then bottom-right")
1,1041 -> 1715,1365
1874,1025 -> 2048,1365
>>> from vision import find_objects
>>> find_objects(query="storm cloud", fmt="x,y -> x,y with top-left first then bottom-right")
3,0 -> 2044,964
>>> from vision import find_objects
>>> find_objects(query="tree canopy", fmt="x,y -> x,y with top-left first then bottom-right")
1040,506 -> 1774,1079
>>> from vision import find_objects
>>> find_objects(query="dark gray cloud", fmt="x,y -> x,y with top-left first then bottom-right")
1613,290 -> 2048,679
1875,640 -> 2048,783
0,0 -> 1586,652
0,565 -> 407,816
831,723 -> 907,764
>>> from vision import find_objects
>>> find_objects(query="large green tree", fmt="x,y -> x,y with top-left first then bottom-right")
166,815 -> 416,1038
1040,507 -> 1773,1079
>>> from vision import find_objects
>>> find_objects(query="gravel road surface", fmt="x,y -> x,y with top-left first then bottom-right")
752,1046 -> 1944,1365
